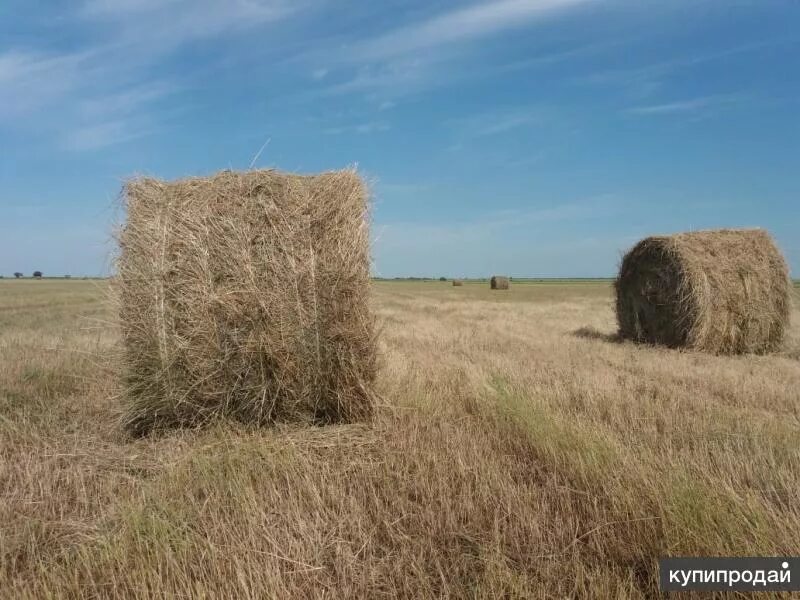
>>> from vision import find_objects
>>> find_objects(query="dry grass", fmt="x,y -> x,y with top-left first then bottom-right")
616,229 -> 791,354
118,169 -> 376,435
1,278 -> 800,598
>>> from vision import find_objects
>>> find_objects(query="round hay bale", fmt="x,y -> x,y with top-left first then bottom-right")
452,279 -> 464,286
615,228 -> 790,354
490,276 -> 509,290
117,169 -> 377,435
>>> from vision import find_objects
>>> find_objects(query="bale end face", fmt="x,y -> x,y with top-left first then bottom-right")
615,228 -> 790,354
490,276 -> 509,290
117,168 -> 377,434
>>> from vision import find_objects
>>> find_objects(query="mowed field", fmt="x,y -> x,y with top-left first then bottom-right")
2,279 -> 800,598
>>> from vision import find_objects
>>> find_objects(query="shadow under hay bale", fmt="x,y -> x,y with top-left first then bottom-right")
117,169 -> 377,436
572,326 -> 620,344
490,276 -> 509,290
452,279 -> 464,287
615,228 -> 790,354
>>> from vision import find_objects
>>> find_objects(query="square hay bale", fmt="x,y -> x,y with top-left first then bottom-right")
615,228 -> 791,354
490,276 -> 509,290
452,279 -> 464,286
117,169 -> 377,435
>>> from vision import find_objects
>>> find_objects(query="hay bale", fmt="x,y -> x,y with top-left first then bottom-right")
117,169 -> 377,435
452,279 -> 464,287
615,228 -> 790,354
490,276 -> 509,290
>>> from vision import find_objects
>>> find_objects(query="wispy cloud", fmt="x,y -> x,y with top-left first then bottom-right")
348,0 -> 594,61
81,0 -> 180,15
0,47 -> 179,151
312,0 -> 594,100
0,0 -> 310,151
323,121 -> 390,135
580,38 -> 797,99
494,40 -> 620,74
321,56 -> 447,97
506,152 -> 547,168
81,0 -> 298,50
61,119 -> 153,151
77,81 -> 177,120
0,50 -> 95,118
450,106 -> 552,138
476,111 -> 545,136
627,94 -> 743,116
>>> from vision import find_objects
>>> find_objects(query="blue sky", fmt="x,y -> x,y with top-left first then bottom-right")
1,0 -> 798,278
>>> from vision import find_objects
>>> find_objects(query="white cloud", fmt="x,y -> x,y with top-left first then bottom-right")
61,119 -> 153,151
580,39 -> 793,100
322,56 -> 444,97
0,47 -> 176,152
82,0 -> 184,16
349,0 -> 594,61
0,0 -> 309,151
323,121 -> 390,135
627,94 -> 743,116
310,0 -> 594,101
0,50 -> 94,118
495,40 -> 620,73
81,0 -> 298,49
476,111 -> 545,136
450,106 -> 551,138
506,152 -> 546,167
77,81 -> 177,120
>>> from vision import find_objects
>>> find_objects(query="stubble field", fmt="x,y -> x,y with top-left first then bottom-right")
1,279 -> 799,598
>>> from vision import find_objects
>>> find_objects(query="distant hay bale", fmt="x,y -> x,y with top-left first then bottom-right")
490,276 -> 509,290
615,228 -> 790,354
117,169 -> 377,435
452,279 -> 463,286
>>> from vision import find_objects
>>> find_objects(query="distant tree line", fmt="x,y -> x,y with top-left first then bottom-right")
5,272 -> 89,279
8,271 -> 45,278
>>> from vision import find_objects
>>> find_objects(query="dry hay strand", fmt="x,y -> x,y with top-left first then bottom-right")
452,279 -> 464,287
615,228 -> 790,354
116,169 -> 377,435
490,276 -> 509,290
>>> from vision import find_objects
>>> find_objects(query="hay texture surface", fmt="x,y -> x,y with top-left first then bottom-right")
452,279 -> 464,287
616,228 -> 790,354
117,169 -> 377,435
490,276 -> 509,290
